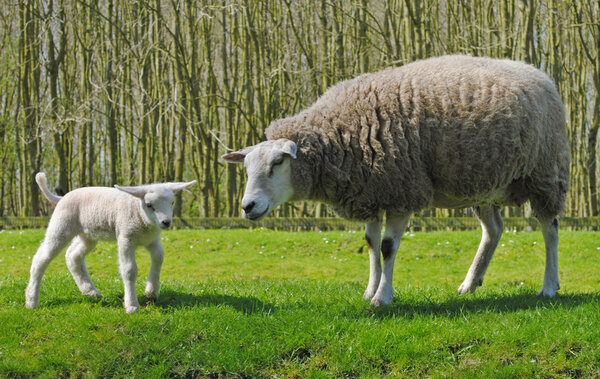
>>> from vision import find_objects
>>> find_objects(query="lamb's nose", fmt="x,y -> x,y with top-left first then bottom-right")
243,201 -> 255,214
161,220 -> 171,228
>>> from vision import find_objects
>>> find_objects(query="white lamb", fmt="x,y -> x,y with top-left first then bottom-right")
25,173 -> 196,313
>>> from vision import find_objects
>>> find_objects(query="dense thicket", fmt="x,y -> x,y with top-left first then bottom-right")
0,0 -> 598,218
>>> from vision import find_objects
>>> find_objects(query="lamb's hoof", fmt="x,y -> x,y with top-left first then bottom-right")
83,289 -> 102,298
125,305 -> 140,314
144,291 -> 158,301
25,300 -> 39,309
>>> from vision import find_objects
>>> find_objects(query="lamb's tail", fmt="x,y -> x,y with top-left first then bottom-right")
35,172 -> 62,207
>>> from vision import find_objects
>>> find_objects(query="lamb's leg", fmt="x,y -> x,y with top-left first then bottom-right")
458,205 -> 503,294
371,213 -> 410,306
537,216 -> 560,297
25,226 -> 73,308
144,237 -> 164,301
363,217 -> 383,301
117,237 -> 140,313
65,235 -> 100,298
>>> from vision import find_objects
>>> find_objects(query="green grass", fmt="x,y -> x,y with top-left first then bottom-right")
1,228 -> 599,377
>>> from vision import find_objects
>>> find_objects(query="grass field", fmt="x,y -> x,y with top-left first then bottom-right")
1,227 -> 599,377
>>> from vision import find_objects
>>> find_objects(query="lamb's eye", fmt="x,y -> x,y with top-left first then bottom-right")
145,203 -> 154,210
273,157 -> 284,166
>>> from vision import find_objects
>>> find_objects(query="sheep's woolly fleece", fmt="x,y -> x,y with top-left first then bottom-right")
266,55 -> 569,220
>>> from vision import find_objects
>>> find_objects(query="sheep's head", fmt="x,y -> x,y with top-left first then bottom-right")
115,181 -> 197,229
222,139 -> 297,220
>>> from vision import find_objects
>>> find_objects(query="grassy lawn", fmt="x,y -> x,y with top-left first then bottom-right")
1,227 -> 599,377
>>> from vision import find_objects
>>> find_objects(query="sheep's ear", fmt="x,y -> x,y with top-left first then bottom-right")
166,180 -> 197,193
114,185 -> 147,199
280,140 -> 297,159
221,146 -> 255,163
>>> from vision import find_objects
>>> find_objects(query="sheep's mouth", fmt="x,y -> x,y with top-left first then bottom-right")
246,207 -> 269,221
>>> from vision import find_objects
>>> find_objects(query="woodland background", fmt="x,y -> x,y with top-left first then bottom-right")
0,0 -> 598,218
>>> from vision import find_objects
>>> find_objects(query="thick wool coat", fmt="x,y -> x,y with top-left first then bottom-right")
266,55 -> 569,221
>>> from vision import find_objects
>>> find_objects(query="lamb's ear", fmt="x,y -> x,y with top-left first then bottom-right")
280,140 -> 297,159
166,180 -> 197,193
221,146 -> 255,163
114,185 -> 147,199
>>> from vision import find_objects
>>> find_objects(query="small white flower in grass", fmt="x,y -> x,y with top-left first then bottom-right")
235,242 -> 239,245
533,241 -> 537,245
509,240 -> 514,244
206,239 -> 210,242
501,243 -> 505,247
409,233 -> 415,237
189,245 -> 194,249
19,231 -> 24,235
596,247 -> 600,250
445,241 -> 449,245
11,246 -> 15,249
259,251 -> 263,254
281,256 -> 284,259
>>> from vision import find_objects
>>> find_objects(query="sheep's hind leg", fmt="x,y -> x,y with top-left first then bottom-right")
25,225 -> 74,308
537,216 -> 560,297
144,237 -> 164,301
65,235 -> 100,298
371,213 -> 410,306
363,214 -> 383,301
458,205 -> 503,294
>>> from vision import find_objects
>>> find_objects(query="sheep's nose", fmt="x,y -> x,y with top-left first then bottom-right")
243,201 -> 256,214
161,220 -> 171,228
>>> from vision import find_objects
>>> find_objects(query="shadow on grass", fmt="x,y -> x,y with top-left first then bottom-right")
154,288 -> 276,315
369,291 -> 600,319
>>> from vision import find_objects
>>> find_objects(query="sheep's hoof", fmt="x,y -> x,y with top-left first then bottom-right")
125,305 -> 140,314
370,296 -> 392,307
370,290 -> 393,307
537,285 -> 559,298
458,278 -> 482,295
25,300 -> 39,309
457,282 -> 475,295
362,289 -> 376,301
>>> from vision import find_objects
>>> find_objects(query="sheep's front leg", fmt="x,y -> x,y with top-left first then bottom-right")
371,213 -> 410,306
144,237 -> 164,301
117,237 -> 140,314
363,217 -> 383,301
537,216 -> 560,297
458,206 -> 503,294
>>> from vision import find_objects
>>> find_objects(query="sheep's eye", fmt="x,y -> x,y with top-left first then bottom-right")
273,157 -> 284,166
145,203 -> 154,210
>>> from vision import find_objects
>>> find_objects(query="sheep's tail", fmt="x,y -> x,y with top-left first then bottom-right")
35,172 -> 62,207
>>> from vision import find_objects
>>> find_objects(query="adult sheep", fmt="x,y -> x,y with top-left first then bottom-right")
223,55 -> 570,306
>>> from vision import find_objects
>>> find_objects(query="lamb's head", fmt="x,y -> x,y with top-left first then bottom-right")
222,139 -> 297,220
115,181 -> 197,229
